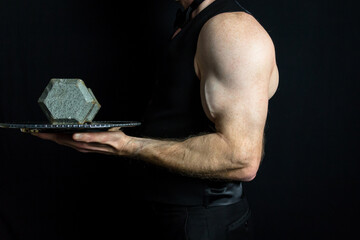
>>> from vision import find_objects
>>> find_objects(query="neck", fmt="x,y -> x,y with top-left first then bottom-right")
178,0 -> 216,16
190,0 -> 216,18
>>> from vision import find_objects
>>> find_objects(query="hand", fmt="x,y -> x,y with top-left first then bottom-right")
32,128 -> 134,156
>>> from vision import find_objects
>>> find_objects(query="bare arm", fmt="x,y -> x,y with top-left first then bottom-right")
34,12 -> 278,182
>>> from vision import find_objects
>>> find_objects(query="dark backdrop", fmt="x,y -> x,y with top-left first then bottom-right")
0,0 -> 358,239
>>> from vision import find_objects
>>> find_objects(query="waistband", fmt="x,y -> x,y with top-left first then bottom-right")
204,181 -> 243,207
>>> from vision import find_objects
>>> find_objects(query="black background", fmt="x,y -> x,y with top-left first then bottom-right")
0,0 -> 358,239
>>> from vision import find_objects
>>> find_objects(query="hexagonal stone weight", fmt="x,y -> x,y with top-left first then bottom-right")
38,78 -> 101,124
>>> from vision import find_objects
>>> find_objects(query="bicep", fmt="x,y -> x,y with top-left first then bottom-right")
196,12 -> 275,158
204,74 -> 269,136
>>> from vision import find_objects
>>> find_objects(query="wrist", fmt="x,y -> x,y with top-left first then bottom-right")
122,136 -> 144,158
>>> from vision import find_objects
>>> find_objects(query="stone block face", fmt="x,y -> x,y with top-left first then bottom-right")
38,78 -> 101,124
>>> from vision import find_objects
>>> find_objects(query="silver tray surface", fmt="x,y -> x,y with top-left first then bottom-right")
0,121 -> 141,133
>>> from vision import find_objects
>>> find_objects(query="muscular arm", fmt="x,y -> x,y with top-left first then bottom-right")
34,12 -> 278,182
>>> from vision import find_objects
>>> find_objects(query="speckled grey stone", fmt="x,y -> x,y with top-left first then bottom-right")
38,79 -> 101,124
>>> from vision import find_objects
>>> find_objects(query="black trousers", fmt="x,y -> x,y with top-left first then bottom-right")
128,195 -> 253,240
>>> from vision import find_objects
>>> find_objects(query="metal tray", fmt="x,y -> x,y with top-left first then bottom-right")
0,121 -> 141,133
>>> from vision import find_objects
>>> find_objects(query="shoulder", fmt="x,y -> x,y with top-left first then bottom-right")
199,11 -> 272,47
195,11 -> 276,79
197,11 -> 275,58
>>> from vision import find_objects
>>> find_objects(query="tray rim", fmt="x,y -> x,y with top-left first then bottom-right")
0,121 -> 141,133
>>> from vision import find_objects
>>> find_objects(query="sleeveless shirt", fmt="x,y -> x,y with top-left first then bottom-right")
131,0 -> 250,206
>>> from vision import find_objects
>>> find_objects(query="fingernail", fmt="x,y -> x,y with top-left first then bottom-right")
73,133 -> 82,140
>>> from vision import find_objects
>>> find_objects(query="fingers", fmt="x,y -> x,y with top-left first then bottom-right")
72,131 -> 125,145
32,131 -> 127,155
32,132 -> 74,144
33,132 -> 117,155
31,132 -> 58,141
66,141 -> 117,155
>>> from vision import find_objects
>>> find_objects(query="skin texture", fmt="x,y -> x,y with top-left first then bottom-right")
33,0 -> 279,182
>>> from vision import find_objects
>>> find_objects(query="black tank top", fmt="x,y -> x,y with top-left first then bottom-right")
132,0 -> 250,206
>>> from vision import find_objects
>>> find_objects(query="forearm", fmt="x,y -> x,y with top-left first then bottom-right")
127,133 -> 257,181
33,128 -> 260,181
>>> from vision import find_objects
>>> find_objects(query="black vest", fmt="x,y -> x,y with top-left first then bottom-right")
132,0 -> 250,206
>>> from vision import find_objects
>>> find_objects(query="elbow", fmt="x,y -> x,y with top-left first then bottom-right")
228,154 -> 261,182
240,166 -> 258,182
230,165 -> 258,182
